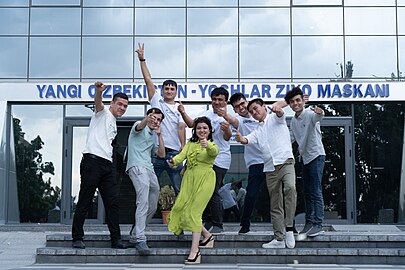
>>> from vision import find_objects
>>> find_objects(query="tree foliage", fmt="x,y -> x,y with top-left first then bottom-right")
13,118 -> 60,222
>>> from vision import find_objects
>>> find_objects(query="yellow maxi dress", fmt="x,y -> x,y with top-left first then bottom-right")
168,140 -> 219,234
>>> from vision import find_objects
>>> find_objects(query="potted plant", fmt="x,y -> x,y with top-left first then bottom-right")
158,185 -> 176,224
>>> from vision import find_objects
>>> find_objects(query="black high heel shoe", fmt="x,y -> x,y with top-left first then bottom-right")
199,234 -> 214,248
185,250 -> 201,264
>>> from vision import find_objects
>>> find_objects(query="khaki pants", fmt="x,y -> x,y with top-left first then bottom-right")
265,158 -> 296,241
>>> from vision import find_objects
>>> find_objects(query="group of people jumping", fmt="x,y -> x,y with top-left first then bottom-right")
70,43 -> 326,265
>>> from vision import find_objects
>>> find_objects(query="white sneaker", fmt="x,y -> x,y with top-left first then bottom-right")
285,231 -> 295,248
262,239 -> 286,249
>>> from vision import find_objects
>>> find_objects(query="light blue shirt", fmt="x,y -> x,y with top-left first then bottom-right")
126,121 -> 157,172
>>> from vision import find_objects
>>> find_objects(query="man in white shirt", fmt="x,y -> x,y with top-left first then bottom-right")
285,87 -> 326,237
178,87 -> 232,234
72,81 -> 128,250
135,43 -> 186,195
235,98 -> 296,249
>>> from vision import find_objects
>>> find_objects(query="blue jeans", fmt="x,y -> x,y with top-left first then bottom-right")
302,155 -> 325,227
152,149 -> 183,195
240,163 -> 265,228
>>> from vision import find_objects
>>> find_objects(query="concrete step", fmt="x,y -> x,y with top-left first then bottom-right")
36,246 -> 405,265
45,232 -> 405,249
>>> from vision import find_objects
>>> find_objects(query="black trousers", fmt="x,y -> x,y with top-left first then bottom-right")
72,154 -> 121,242
203,165 -> 227,229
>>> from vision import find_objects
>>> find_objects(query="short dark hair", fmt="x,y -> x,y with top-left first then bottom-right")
162,79 -> 178,90
190,116 -> 214,142
284,86 -> 303,104
113,92 -> 129,101
229,93 -> 247,107
247,98 -> 264,112
211,87 -> 229,101
146,107 -> 165,121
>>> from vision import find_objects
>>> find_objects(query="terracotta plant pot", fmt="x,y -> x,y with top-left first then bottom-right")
161,210 -> 171,224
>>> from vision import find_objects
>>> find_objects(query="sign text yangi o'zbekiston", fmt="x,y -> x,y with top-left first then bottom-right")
0,82 -> 401,102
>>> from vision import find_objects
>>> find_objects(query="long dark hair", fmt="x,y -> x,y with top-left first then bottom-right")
190,116 -> 214,142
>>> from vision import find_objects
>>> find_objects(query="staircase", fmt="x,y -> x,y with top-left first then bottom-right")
36,224 -> 405,265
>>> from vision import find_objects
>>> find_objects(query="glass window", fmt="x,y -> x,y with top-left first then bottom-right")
135,0 -> 185,6
187,8 -> 237,35
345,7 -> 396,35
134,37 -> 185,79
240,8 -> 290,35
397,8 -> 405,35
292,36 -> 344,79
345,36 -> 397,79
293,0 -> 342,5
0,0 -> 28,6
187,0 -> 237,6
240,37 -> 291,79
30,8 -> 81,35
82,37 -> 133,79
344,0 -> 395,6
0,37 -> 28,78
187,37 -> 237,78
239,0 -> 289,6
29,37 -> 80,78
398,37 -> 405,79
398,0 -> 405,6
83,0 -> 133,6
292,7 -> 343,35
0,8 -> 29,35
135,8 -> 185,35
32,0 -> 80,5
83,8 -> 133,35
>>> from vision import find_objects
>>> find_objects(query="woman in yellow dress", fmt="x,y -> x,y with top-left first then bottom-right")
168,116 -> 219,264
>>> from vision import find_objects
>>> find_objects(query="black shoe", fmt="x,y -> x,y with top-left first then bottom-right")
72,239 -> 85,249
111,240 -> 127,249
238,226 -> 250,234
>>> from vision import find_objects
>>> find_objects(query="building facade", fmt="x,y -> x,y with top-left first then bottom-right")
0,0 -> 404,225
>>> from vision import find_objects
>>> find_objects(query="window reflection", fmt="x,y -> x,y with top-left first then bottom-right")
187,37 -> 237,78
240,8 -> 290,35
293,0 -> 342,5
134,37 -> 185,79
0,8 -> 28,35
30,8 -> 81,35
345,36 -> 396,78
83,8 -> 133,35
345,7 -> 396,35
135,8 -> 185,35
0,37 -> 28,78
292,36 -> 343,79
292,7 -> 343,35
32,0 -> 80,5
0,0 -> 28,6
239,0 -> 289,6
135,0 -> 185,6
240,37 -> 291,78
344,0 -> 395,6
397,8 -> 405,35
187,0 -> 237,6
82,37 -> 133,79
29,37 -> 80,78
398,37 -> 405,79
83,0 -> 133,6
188,8 -> 237,35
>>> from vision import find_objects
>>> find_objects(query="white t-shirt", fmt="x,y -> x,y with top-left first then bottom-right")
150,94 -> 184,151
235,114 -> 263,168
245,113 -> 294,172
83,107 -> 117,162
200,109 -> 231,170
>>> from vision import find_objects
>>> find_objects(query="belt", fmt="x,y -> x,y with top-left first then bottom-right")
165,147 -> 177,153
83,153 -> 112,165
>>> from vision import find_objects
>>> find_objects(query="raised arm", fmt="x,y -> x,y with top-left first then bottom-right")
94,81 -> 106,113
135,43 -> 155,101
177,101 -> 195,128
